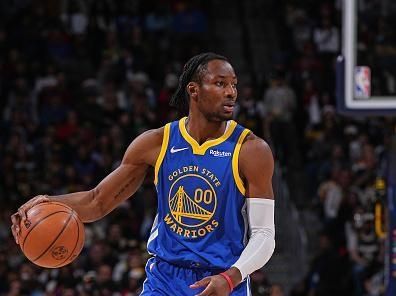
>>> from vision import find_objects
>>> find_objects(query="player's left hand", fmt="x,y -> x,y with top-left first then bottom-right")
190,275 -> 231,296
10,194 -> 50,244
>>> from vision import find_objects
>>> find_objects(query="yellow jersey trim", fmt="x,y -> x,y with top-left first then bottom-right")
232,129 -> 251,195
154,123 -> 171,185
178,117 -> 237,155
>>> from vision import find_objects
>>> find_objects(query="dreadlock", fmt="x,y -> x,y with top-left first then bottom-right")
170,52 -> 228,116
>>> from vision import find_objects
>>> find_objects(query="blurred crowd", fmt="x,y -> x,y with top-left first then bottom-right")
0,0 -> 395,296
276,1 -> 393,296
234,3 -> 393,295
0,0 -> 210,295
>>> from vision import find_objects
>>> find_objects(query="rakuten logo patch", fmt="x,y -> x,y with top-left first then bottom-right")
209,149 -> 231,157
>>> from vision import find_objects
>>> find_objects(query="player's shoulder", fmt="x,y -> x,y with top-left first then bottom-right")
123,125 -> 167,166
239,132 -> 274,163
242,132 -> 271,151
140,126 -> 166,142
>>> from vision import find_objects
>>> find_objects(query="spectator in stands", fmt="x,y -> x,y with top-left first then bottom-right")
313,17 -> 339,55
234,83 -> 265,138
270,283 -> 285,296
346,212 -> 382,296
250,269 -> 271,295
307,232 -> 352,296
262,69 -> 299,167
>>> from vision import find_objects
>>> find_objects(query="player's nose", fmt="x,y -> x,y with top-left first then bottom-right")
224,84 -> 237,98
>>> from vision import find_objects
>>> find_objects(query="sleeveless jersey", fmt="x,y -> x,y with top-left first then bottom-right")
147,117 -> 251,270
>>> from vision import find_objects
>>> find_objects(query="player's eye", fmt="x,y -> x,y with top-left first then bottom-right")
215,81 -> 224,87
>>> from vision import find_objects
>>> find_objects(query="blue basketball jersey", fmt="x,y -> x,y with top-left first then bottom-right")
148,117 -> 251,270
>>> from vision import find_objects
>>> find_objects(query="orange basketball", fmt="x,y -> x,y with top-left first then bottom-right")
19,201 -> 85,268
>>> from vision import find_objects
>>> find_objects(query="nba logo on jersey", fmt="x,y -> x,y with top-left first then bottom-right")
355,66 -> 371,99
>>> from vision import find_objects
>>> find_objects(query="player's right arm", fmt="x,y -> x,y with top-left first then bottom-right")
10,127 -> 164,244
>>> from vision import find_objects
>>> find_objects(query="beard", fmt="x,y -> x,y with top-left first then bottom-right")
203,109 -> 233,122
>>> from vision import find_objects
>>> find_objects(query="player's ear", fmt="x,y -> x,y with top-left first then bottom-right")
187,82 -> 199,101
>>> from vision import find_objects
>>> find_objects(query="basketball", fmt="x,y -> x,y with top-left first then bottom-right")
18,202 -> 85,268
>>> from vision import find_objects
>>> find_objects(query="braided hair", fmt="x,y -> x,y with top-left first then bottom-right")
170,52 -> 228,116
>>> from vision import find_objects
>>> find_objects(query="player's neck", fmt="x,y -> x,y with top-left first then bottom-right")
185,114 -> 227,145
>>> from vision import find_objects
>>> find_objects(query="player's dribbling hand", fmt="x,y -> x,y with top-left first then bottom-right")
190,275 -> 231,296
10,195 -> 50,244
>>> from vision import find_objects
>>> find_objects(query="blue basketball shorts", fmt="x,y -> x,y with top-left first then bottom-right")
140,257 -> 251,296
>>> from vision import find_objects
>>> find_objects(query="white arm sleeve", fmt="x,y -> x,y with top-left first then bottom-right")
232,198 -> 275,280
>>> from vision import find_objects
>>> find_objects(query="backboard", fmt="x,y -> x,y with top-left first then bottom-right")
336,0 -> 396,116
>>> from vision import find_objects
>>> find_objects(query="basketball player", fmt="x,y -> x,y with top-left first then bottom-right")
11,53 -> 275,296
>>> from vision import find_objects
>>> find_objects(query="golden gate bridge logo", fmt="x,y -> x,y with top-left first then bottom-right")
168,174 -> 217,228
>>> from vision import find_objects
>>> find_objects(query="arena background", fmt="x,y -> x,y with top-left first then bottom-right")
0,0 -> 395,295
